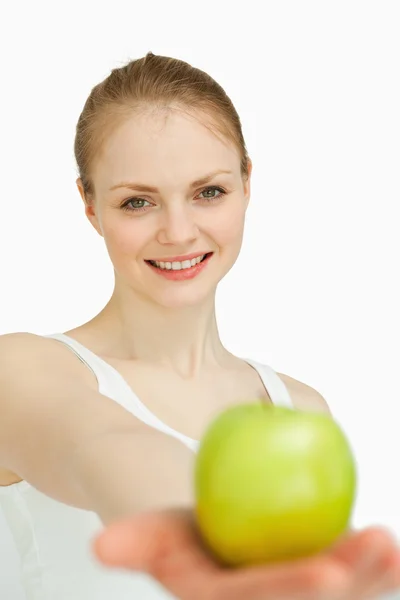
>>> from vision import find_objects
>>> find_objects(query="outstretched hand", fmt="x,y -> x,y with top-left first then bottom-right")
93,509 -> 400,600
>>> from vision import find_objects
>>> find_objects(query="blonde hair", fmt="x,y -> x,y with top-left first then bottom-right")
74,52 -> 250,200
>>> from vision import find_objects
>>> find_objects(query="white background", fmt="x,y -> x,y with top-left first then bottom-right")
0,1 -> 399,598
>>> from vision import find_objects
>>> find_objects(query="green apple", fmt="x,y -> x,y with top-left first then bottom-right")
194,403 -> 357,567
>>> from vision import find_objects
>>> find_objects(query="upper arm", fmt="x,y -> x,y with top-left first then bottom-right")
0,332 -> 142,509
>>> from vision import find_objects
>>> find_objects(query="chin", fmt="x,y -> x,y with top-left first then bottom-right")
150,284 -> 217,310
129,251 -> 239,309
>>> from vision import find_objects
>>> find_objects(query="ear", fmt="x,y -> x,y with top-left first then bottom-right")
76,178 -> 104,238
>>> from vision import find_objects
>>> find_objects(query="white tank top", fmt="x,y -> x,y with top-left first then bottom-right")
0,333 -> 294,600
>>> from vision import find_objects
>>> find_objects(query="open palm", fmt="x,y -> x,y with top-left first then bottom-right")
93,509 -> 400,600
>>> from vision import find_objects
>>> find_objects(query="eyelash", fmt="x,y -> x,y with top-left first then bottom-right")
120,185 -> 227,213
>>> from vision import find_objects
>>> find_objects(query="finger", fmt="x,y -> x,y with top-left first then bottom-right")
328,526 -> 399,600
329,526 -> 396,570
366,548 -> 400,599
347,539 -> 396,599
212,553 -> 350,600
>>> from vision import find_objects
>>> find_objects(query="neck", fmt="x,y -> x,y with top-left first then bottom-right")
92,287 -> 229,378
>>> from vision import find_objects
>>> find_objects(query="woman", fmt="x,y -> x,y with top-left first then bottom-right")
0,52 -> 399,600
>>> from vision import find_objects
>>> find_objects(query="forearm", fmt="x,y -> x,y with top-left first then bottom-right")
69,428 -> 194,526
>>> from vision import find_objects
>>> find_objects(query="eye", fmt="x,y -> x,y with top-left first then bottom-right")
121,198 -> 152,213
120,185 -> 227,214
197,186 -> 226,202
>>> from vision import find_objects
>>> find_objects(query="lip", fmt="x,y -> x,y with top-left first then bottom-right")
146,251 -> 213,281
145,251 -> 212,263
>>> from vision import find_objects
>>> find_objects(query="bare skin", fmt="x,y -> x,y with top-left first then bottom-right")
3,104 -> 396,598
62,321 -> 307,439
93,510 -> 400,600
75,107 -> 399,598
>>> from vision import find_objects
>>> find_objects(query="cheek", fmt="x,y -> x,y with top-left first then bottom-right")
206,204 -> 246,245
103,219 -> 149,258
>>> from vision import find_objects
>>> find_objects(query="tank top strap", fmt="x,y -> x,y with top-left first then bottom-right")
44,333 -> 200,452
244,358 -> 294,408
44,334 -> 293,454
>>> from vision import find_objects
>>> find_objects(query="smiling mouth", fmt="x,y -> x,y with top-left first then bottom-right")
145,252 -> 212,271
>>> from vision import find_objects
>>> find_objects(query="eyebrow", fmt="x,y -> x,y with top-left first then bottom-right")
109,169 -> 233,192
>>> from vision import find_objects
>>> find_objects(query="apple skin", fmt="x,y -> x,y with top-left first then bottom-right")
194,403 -> 357,567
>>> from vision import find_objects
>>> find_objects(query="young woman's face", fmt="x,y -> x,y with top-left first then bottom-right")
83,108 -> 251,309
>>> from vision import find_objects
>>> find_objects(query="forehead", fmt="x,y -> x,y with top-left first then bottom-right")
92,108 -> 240,191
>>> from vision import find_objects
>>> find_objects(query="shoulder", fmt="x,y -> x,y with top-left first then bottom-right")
0,332 -> 97,390
278,372 -> 332,415
0,331 -> 52,352
0,332 -> 41,365
0,332 -> 61,367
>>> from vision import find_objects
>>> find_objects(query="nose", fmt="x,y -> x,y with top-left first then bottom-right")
157,203 -> 199,246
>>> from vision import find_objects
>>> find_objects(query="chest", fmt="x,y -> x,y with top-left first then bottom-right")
104,359 -> 275,441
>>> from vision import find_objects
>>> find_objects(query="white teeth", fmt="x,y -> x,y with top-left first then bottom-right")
151,254 -> 206,270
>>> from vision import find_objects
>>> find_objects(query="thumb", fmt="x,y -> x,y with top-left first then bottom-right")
91,509 -> 193,573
